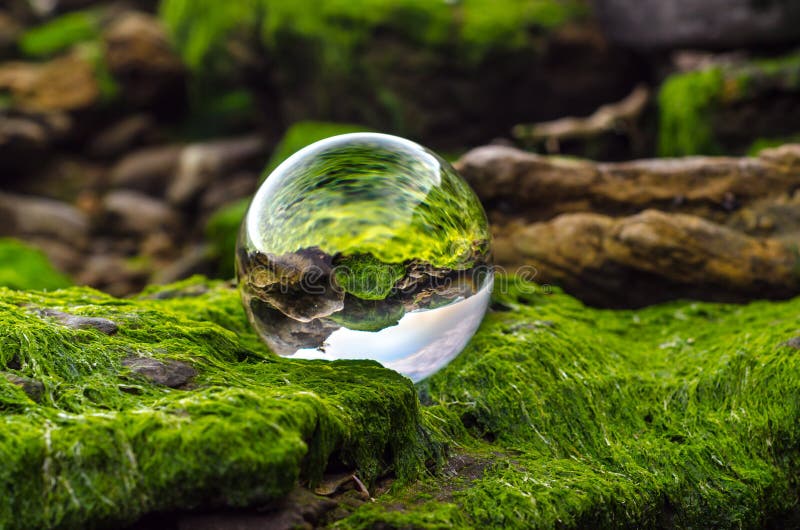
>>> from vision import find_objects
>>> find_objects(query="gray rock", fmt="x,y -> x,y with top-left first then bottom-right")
89,114 -> 155,159
122,357 -> 197,388
596,0 -> 800,49
3,373 -> 44,402
199,172 -> 258,214
151,244 -> 214,285
40,309 -> 118,335
781,337 -> 800,349
167,135 -> 265,205
0,191 -> 89,248
103,190 -> 179,235
110,145 -> 182,195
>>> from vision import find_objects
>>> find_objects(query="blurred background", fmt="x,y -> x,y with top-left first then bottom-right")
2,0 -> 800,305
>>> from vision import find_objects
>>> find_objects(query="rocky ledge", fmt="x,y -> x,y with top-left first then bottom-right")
458,144 -> 800,307
1,276 -> 798,528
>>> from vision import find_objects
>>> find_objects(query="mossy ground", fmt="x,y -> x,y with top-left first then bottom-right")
1,275 -> 798,528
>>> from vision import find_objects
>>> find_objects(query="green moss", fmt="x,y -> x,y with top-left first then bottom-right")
3,275 -> 799,527
747,134 -> 800,155
339,279 -> 800,527
0,278 -> 433,529
160,0 -> 586,72
658,67 -> 725,157
19,10 -> 101,58
0,238 -> 72,291
659,50 -> 800,157
332,254 -> 406,300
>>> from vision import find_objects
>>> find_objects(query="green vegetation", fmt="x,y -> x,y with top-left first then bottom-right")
658,67 -> 724,157
0,238 -> 72,291
2,276 -> 798,527
206,198 -> 248,278
19,10 -> 100,58
659,50 -> 800,157
160,0 -> 586,72
333,254 -> 406,300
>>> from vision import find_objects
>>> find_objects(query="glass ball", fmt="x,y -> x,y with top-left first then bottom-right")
236,133 -> 492,382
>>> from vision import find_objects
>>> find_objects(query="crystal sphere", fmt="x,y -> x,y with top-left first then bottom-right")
236,133 -> 492,382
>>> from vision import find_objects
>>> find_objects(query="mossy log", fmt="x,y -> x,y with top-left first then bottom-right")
1,276 -> 798,528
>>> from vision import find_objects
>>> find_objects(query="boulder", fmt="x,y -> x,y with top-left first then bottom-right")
102,190 -> 180,235
0,54 -> 99,112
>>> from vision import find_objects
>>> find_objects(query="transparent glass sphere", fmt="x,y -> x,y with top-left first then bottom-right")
236,133 -> 492,382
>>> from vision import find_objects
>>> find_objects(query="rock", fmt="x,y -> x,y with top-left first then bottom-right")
167,135 -> 266,205
495,209 -> 800,307
0,191 -> 89,248
0,54 -> 99,112
102,190 -> 180,235
781,337 -> 800,349
2,373 -> 44,402
0,111 -> 72,173
121,356 -> 197,388
75,253 -> 149,296
88,114 -> 156,159
199,172 -> 258,214
456,144 -> 800,224
103,11 -> 185,109
150,244 -> 214,285
40,308 -> 118,334
2,278 -> 799,528
596,0 -> 800,49
110,144 -> 183,195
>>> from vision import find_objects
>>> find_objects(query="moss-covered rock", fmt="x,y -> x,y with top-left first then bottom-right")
159,0 -> 638,149
659,50 -> 800,156
0,238 -> 72,291
2,275 -> 798,527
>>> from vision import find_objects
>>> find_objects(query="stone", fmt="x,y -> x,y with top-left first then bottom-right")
40,308 -> 118,335
88,114 -> 156,159
457,144 -> 800,306
0,191 -> 89,248
102,190 -> 180,235
150,244 -> 214,285
456,144 -> 800,225
199,172 -> 258,214
0,54 -> 99,112
103,11 -> 185,108
495,209 -> 800,307
2,373 -> 44,402
167,135 -> 266,205
110,144 -> 182,195
596,0 -> 800,49
121,356 -> 197,388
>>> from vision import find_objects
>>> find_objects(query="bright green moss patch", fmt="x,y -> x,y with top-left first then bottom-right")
0,278 -> 433,529
19,10 -> 101,58
2,276 -> 799,527
333,254 -> 406,300
658,67 -> 725,157
340,279 -> 800,528
0,238 -> 72,290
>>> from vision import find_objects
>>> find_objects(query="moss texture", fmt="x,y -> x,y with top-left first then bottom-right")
2,275 -> 798,528
0,238 -> 72,291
